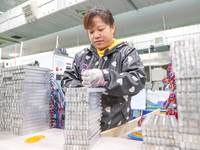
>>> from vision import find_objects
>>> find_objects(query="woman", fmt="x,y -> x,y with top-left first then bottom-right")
61,7 -> 146,131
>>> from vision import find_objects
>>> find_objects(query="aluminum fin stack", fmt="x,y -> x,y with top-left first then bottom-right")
0,66 -> 50,135
171,37 -> 200,150
64,88 -> 104,150
141,115 -> 179,150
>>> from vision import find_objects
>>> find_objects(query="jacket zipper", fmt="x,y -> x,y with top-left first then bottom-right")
98,57 -> 102,69
98,48 -> 109,69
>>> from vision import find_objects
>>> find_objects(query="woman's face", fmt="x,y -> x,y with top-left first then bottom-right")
88,16 -> 115,50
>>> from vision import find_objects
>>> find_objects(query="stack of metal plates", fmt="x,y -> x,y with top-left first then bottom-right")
171,37 -> 200,150
141,115 -> 179,150
64,88 -> 104,150
0,66 -> 50,135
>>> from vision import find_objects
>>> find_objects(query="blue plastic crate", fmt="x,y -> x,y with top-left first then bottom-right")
142,110 -> 152,115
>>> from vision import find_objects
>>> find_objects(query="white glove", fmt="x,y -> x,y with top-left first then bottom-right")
81,69 -> 105,88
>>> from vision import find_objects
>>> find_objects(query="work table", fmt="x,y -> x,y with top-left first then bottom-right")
0,128 -> 142,150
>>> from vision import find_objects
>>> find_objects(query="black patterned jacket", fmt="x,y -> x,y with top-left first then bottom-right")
61,42 -> 146,131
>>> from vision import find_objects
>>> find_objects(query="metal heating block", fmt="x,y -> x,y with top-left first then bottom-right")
171,37 -> 200,150
64,88 -> 104,150
0,66 -> 50,135
141,37 -> 200,150
142,115 -> 179,150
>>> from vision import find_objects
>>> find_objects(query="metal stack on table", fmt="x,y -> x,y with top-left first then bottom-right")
64,88 -> 104,150
171,37 -> 200,150
0,66 -> 50,135
141,115 -> 179,150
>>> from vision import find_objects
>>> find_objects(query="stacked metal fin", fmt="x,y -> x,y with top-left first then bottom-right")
142,115 -> 179,150
0,66 -> 50,135
64,88 -> 104,150
171,37 -> 200,150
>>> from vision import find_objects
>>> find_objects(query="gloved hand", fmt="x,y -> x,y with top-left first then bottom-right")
81,69 -> 105,88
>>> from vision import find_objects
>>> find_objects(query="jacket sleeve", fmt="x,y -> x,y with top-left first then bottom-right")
61,54 -> 83,93
102,47 -> 146,97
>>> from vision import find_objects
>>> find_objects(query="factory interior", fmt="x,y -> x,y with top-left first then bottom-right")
0,0 -> 200,150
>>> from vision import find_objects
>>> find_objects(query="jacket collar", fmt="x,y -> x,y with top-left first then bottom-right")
104,42 -> 127,56
87,44 -> 99,58
88,42 -> 127,57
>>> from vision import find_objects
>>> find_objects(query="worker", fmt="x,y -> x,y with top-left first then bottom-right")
61,7 -> 146,131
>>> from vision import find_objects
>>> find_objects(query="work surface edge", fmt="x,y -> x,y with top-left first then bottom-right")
0,128 -> 142,150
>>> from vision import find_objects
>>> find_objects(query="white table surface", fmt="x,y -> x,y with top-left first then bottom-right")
0,129 -> 142,150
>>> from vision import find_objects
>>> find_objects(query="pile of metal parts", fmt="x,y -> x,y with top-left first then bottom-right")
141,37 -> 200,150
64,88 -> 104,150
171,37 -> 200,150
141,115 -> 179,150
0,66 -> 50,135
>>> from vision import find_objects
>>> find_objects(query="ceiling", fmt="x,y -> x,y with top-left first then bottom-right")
0,0 -> 200,59
0,0 -> 173,47
0,0 -> 29,13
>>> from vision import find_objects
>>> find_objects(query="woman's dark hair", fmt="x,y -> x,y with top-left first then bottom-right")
83,7 -> 114,30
